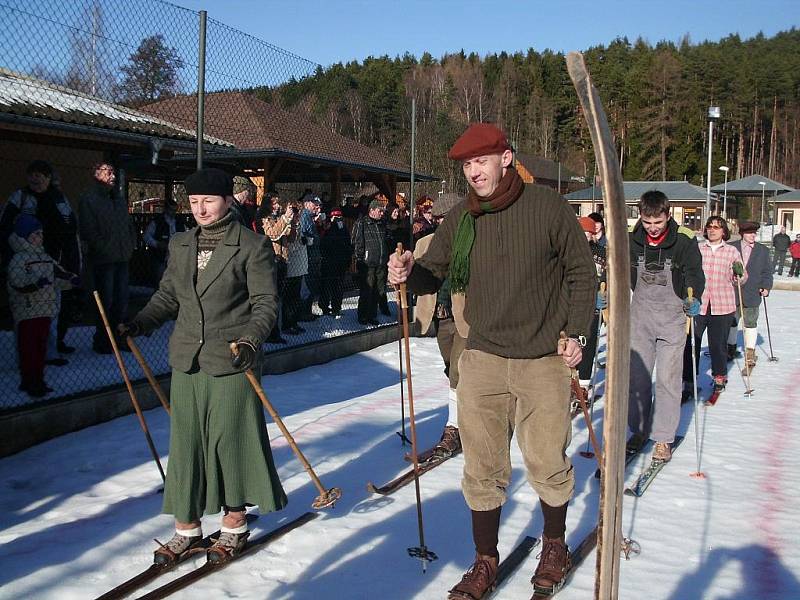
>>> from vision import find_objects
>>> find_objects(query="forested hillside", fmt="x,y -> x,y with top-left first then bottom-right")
259,29 -> 800,191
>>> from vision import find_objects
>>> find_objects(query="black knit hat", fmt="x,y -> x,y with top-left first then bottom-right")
184,168 -> 233,197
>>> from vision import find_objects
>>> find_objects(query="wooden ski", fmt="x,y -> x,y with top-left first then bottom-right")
566,52 -> 631,600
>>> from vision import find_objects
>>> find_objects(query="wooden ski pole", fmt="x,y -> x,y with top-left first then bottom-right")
687,288 -> 706,480
579,302 -> 605,460
736,276 -> 754,396
92,291 -> 165,483
762,295 -> 778,362
396,315 -> 410,445
126,336 -> 170,415
396,243 -> 437,572
561,332 -> 603,470
230,343 -> 341,510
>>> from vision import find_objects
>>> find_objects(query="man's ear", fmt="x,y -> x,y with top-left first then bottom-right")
500,149 -> 514,168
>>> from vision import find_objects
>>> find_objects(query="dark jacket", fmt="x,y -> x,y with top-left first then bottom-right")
408,183 -> 596,359
772,232 -> 791,253
351,215 -> 387,268
131,220 -> 278,376
629,218 -> 705,301
321,221 -> 352,275
731,240 -> 772,307
79,181 -> 135,264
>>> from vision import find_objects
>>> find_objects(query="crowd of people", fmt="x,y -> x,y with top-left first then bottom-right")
0,158 -> 450,398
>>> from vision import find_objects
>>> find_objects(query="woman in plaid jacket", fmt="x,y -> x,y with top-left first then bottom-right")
684,216 -> 747,393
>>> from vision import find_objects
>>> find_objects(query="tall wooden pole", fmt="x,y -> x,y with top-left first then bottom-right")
566,52 -> 630,600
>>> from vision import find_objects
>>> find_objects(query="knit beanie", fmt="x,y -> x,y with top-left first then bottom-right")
14,214 -> 43,240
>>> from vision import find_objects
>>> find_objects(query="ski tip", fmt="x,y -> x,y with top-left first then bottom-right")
689,471 -> 707,479
366,482 -> 378,493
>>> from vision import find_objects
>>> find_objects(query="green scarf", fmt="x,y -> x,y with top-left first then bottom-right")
449,168 -> 524,293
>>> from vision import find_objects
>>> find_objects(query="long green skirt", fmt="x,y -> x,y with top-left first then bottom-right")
163,368 -> 288,522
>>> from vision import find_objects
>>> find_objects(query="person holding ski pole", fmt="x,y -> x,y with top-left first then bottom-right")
412,192 -> 468,460
626,191 -> 704,463
683,215 -> 747,399
119,168 -> 287,566
388,122 -> 596,598
729,221 -> 772,374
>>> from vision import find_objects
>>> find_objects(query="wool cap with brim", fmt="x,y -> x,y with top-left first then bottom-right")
184,168 -> 233,197
447,123 -> 512,160
432,192 -> 465,217
579,216 -> 596,234
369,199 -> 385,210
738,220 -> 759,233
14,213 -> 43,239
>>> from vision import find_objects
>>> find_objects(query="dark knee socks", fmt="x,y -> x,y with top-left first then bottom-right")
471,506 -> 501,558
540,500 -> 568,539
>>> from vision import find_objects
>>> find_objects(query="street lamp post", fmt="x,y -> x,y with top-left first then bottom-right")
719,165 -> 729,219
705,106 -> 721,220
759,181 -> 766,235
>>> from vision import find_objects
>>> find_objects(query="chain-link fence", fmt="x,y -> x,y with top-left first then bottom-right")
0,0 -> 425,412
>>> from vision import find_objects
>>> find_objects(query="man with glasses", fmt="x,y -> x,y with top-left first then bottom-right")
79,162 -> 135,354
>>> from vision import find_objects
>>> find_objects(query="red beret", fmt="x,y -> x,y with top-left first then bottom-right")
578,217 -> 596,234
448,123 -> 512,160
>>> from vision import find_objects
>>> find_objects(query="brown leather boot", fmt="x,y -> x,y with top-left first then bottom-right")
745,347 -> 757,368
448,554 -> 498,599
531,535 -> 571,595
433,425 -> 462,459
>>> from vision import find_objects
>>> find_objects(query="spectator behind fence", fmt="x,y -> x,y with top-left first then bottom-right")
261,192 -> 295,344
385,201 -> 410,257
283,203 -> 308,335
79,162 -> 135,354
352,199 -> 387,326
319,208 -> 353,318
412,194 -> 436,243
7,215 -> 78,397
0,160 -> 53,267
233,177 -> 258,231
299,194 -> 323,321
143,198 -> 184,288
1,161 -> 82,360
772,225 -> 791,275
789,234 -> 800,277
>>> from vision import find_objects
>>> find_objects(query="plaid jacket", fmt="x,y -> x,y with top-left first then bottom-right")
699,241 -> 747,315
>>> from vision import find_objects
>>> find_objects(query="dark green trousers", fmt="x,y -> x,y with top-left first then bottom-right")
163,368 -> 287,522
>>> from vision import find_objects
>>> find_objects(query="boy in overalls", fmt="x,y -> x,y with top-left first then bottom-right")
627,191 -> 705,463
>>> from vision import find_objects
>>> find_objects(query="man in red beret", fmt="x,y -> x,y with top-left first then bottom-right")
388,122 -> 596,598
729,220 -> 772,372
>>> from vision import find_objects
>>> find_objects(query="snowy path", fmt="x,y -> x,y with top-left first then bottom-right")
0,291 -> 798,599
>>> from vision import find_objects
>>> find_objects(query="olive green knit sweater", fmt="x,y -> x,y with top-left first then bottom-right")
407,184 -> 596,359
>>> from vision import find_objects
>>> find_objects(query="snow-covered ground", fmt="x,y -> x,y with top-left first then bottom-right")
0,291 -> 798,599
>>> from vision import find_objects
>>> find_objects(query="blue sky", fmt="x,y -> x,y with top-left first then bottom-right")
172,0 -> 799,66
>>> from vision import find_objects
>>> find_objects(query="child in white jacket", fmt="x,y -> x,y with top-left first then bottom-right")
7,214 -> 77,397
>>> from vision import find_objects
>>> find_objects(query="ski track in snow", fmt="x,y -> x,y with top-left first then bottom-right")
0,291 -> 798,599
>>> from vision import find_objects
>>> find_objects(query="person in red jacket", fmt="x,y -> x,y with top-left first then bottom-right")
789,234 -> 800,277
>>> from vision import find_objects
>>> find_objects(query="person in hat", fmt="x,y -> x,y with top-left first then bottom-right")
78,162 -> 136,354
352,197 -> 388,325
6,214 -> 78,397
412,194 -> 436,243
573,216 -> 607,410
728,221 -> 772,372
143,197 -> 185,287
319,207 -> 352,317
789,233 -> 800,277
388,122 -> 596,598
626,192 -> 704,465
412,192 -> 467,460
119,167 -> 286,565
771,225 -> 791,275
683,215 -> 747,399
